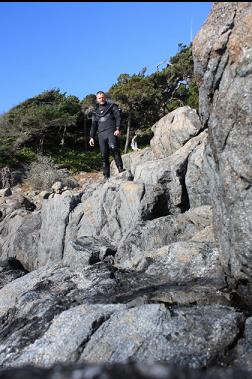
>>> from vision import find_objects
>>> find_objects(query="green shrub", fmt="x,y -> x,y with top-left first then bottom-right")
16,147 -> 37,163
50,149 -> 103,174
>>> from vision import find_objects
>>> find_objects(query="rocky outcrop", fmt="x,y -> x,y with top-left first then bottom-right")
0,260 -> 240,368
37,192 -> 82,268
115,205 -> 215,268
0,3 -> 252,374
193,2 -> 252,300
79,305 -> 243,366
150,106 -> 203,159
1,363 -> 252,379
185,131 -> 212,208
110,147 -> 154,176
0,196 -> 40,272
134,131 -> 208,213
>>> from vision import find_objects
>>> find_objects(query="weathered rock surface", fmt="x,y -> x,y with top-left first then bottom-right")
116,239 -> 226,306
0,262 -> 122,367
120,240 -> 222,281
0,260 -> 27,289
115,205 -> 215,269
0,205 -> 40,272
110,147 -> 154,176
0,3 -> 252,375
230,316 -> 252,372
0,188 -> 12,197
193,2 -> 252,299
80,304 -> 243,367
150,106 -> 203,159
185,131 -> 211,208
37,193 -> 82,268
0,261 -> 241,369
12,304 -> 126,368
134,131 -> 207,214
73,177 -> 169,246
1,362 -> 252,379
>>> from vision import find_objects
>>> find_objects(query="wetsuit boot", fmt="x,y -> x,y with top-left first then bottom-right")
109,137 -> 125,174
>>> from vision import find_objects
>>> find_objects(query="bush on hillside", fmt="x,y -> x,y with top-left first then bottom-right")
26,154 -> 74,191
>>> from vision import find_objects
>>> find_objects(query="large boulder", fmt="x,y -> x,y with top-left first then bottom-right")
185,130 -> 212,208
0,260 -> 27,289
0,198 -> 40,271
134,131 -> 207,214
115,205 -> 214,269
75,177 -> 170,245
1,363 -> 252,379
80,304 -> 243,368
36,192 -> 82,268
231,316 -> 252,372
11,304 -> 126,368
110,147 -> 154,176
131,240 -> 223,283
150,106 -> 203,159
0,262 -> 124,366
193,2 -> 252,298
0,260 -> 241,369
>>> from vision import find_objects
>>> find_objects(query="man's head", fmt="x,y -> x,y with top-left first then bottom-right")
96,91 -> 106,105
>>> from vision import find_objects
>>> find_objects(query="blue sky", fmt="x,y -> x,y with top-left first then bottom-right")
0,2 -> 211,114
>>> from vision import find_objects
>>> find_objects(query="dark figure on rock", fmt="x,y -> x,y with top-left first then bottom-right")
89,91 -> 125,179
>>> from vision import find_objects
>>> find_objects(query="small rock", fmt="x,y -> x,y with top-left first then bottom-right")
39,191 -> 52,199
118,169 -> 134,181
61,190 -> 72,197
0,188 -> 12,197
51,181 -> 63,193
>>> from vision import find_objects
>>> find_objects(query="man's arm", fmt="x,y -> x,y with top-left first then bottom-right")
112,104 -> 121,131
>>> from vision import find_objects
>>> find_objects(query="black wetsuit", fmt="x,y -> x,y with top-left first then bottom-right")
90,101 -> 124,177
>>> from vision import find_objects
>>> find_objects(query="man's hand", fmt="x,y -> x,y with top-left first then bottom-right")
114,130 -> 120,137
89,138 -> 95,147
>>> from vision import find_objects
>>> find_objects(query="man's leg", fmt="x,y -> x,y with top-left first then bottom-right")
108,133 -> 125,172
98,134 -> 110,178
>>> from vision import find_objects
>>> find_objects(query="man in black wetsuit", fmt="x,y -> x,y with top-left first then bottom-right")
89,91 -> 125,179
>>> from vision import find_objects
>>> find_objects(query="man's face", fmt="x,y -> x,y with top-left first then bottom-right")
96,93 -> 106,105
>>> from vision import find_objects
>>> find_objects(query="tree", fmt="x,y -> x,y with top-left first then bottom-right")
150,43 -> 198,113
1,89 -> 82,153
81,94 -> 96,152
109,72 -> 159,153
